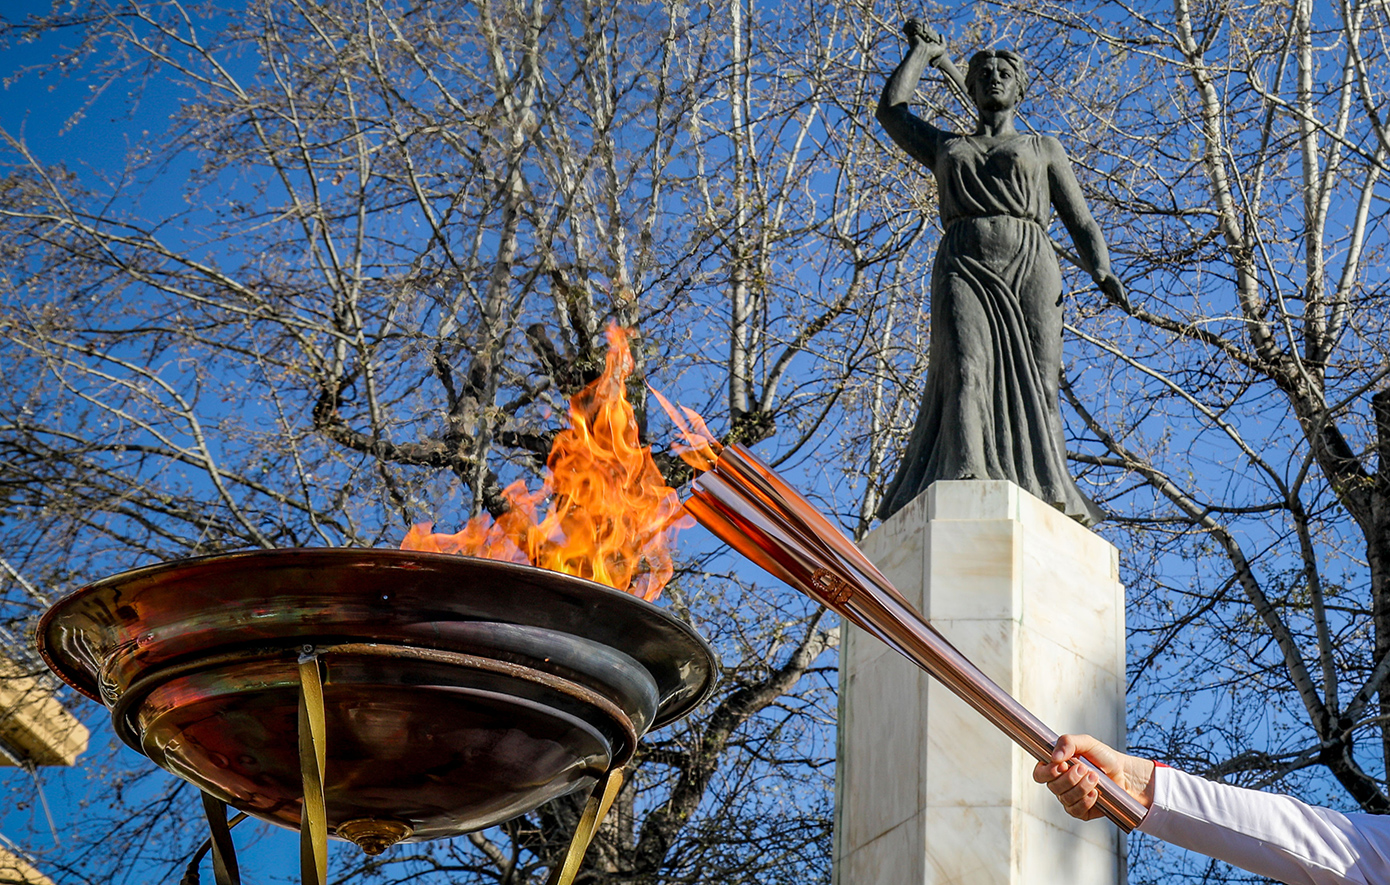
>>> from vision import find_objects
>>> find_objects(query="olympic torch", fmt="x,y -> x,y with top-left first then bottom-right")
654,396 -> 1147,832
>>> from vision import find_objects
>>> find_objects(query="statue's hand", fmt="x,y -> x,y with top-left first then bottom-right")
903,19 -> 946,57
1095,270 -> 1131,312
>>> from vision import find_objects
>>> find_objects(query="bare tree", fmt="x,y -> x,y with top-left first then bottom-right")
33,2 -> 1390,883
0,0 -> 933,881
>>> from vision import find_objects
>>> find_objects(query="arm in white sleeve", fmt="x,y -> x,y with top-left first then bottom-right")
1138,766 -> 1390,885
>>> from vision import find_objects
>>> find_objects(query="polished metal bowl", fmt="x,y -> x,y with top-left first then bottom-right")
37,549 -> 717,846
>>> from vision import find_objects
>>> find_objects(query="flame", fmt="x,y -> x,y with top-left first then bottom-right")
402,324 -> 691,600
649,387 -> 722,473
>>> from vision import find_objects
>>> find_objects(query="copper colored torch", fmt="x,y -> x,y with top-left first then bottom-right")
683,442 -> 1148,833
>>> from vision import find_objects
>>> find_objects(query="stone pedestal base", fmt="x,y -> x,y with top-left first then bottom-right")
833,481 -> 1126,885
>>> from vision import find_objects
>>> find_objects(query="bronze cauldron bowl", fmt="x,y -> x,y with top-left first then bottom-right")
37,548 -> 717,852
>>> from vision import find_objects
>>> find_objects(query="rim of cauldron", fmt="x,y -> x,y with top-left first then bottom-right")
37,547 -> 718,731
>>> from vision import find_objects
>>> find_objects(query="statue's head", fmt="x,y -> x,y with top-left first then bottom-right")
965,50 -> 1027,112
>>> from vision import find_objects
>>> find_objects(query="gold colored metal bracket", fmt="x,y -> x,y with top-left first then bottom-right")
545,766 -> 625,885
298,652 -> 328,885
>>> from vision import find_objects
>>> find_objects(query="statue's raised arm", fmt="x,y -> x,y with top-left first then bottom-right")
875,21 -> 967,168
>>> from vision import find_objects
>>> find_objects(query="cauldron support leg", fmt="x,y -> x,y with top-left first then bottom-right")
298,652 -> 329,885
186,793 -> 243,885
545,766 -> 625,885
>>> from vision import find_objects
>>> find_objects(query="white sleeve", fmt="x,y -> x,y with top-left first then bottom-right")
1138,766 -> 1390,885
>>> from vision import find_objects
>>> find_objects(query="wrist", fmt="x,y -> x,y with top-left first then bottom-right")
1124,756 -> 1157,809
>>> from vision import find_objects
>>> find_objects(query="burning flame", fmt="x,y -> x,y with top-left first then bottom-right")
402,324 -> 691,601
648,388 -> 722,473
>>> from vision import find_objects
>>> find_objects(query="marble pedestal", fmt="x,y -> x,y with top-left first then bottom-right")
833,481 -> 1126,885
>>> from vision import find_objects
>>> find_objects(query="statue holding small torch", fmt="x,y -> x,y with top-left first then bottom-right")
875,19 -> 1127,528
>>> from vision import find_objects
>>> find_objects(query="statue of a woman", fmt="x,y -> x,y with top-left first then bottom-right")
875,21 -> 1124,526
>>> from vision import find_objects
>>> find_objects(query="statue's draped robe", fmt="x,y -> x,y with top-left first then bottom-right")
879,133 -> 1104,526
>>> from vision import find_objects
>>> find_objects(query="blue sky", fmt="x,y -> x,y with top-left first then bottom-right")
4,1 -> 1383,882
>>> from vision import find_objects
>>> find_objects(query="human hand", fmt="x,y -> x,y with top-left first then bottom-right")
1032,734 -> 1155,821
1095,269 -> 1130,312
903,19 -> 946,58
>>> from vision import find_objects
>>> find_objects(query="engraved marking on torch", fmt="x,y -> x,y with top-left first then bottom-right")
811,568 -> 854,606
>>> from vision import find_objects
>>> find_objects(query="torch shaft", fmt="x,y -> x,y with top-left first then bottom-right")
838,579 -> 1061,761
688,445 -> 1148,833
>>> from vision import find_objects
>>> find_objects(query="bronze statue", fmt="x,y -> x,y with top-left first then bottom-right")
875,21 -> 1124,527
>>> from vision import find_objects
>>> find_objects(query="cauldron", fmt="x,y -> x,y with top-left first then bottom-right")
37,549 -> 717,860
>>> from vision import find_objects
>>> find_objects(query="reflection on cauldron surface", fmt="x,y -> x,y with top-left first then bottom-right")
138,655 -> 618,837
148,671 -> 609,837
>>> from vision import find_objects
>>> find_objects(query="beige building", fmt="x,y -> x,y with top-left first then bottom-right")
0,841 -> 55,885
0,653 -> 90,885
0,658 -> 89,768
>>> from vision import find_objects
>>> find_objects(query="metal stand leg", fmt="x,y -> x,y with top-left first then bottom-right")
298,652 -> 329,885
545,766 -> 625,885
180,793 -> 245,885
